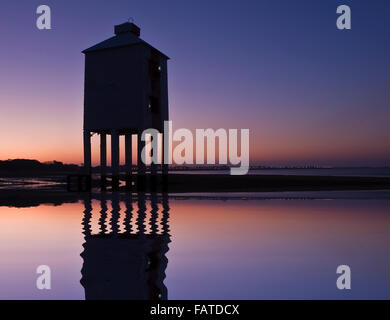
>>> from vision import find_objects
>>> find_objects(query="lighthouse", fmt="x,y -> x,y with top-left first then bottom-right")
82,22 -> 169,190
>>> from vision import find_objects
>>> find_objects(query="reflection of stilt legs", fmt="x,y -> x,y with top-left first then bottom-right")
110,192 -> 120,236
98,195 -> 108,234
137,192 -> 147,236
150,193 -> 158,235
80,193 -> 171,300
124,193 -> 133,234
161,193 -> 170,235
82,197 -> 92,237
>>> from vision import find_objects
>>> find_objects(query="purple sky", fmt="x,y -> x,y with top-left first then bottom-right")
0,0 -> 389,166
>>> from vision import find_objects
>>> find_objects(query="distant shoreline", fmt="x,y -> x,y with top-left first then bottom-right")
1,159 -> 390,178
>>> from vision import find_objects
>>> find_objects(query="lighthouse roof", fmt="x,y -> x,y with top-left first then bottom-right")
82,22 -> 169,59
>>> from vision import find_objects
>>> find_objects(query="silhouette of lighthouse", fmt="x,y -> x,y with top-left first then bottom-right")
82,22 -> 169,190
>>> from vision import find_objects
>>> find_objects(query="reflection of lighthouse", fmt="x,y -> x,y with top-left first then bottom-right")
80,193 -> 170,300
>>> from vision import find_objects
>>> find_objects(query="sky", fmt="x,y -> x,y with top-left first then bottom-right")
0,0 -> 389,166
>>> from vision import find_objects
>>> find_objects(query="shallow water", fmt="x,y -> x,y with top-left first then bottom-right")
0,191 -> 389,299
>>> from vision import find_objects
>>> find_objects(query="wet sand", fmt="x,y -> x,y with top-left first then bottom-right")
1,174 -> 390,207
164,174 -> 390,192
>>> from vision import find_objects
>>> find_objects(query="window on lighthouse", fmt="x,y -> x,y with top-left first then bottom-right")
149,60 -> 161,78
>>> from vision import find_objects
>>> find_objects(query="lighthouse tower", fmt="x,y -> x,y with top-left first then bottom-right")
82,22 -> 169,190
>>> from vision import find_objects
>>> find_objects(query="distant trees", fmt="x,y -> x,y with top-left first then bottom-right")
0,159 -> 80,174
